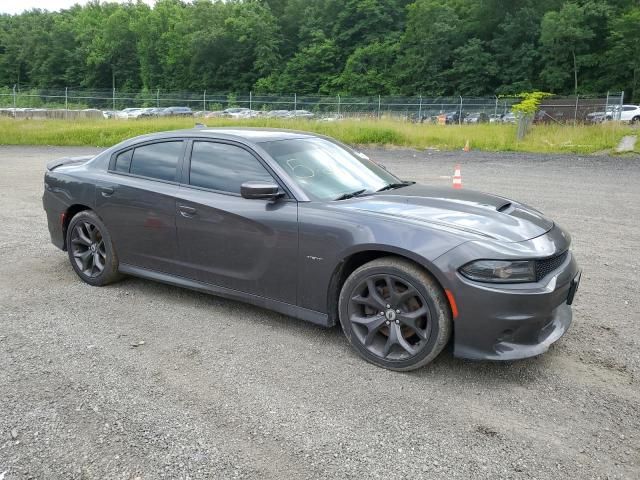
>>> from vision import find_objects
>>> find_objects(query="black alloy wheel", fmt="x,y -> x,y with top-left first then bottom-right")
66,210 -> 122,286
348,273 -> 431,360
70,221 -> 107,278
339,257 -> 451,371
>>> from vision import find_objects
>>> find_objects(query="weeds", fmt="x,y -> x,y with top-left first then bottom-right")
0,117 -> 634,154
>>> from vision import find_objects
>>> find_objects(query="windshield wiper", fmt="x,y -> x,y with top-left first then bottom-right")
334,189 -> 368,201
376,181 -> 412,192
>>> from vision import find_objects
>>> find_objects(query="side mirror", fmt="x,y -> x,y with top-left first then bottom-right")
240,181 -> 283,200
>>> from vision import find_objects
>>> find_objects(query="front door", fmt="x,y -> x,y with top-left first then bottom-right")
175,140 -> 298,305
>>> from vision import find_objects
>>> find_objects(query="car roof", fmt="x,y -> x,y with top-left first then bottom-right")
119,127 -> 319,147
198,128 -> 315,142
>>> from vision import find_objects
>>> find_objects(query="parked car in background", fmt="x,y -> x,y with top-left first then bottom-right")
464,112 -> 489,124
620,105 -> 640,123
488,114 -> 503,123
586,111 -> 608,124
444,111 -> 465,124
501,112 -> 517,124
223,107 -> 251,118
204,110 -> 226,119
116,108 -> 143,119
160,106 -> 193,117
290,109 -> 315,119
138,107 -> 164,118
320,114 -> 344,122
267,110 -> 291,118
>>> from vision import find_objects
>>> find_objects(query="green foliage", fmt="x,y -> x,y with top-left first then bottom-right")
539,1 -> 611,95
0,0 -> 637,100
511,91 -> 554,116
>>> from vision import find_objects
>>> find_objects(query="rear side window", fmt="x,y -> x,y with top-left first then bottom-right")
114,150 -> 133,173
189,142 -> 273,194
127,141 -> 183,181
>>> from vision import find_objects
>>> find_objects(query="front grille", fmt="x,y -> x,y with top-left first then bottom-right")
535,251 -> 569,281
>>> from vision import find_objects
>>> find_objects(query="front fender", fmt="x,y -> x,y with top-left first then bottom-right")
297,202 -> 467,314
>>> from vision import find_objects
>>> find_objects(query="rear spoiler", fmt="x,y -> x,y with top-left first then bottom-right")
46,155 -> 95,171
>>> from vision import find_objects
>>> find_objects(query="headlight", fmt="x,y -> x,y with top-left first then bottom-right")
460,260 -> 536,283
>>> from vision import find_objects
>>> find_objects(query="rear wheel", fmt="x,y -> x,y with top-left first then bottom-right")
66,210 -> 122,286
632,116 -> 640,125
338,257 -> 452,371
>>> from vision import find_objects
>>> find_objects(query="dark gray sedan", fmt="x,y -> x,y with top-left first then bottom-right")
43,128 -> 580,371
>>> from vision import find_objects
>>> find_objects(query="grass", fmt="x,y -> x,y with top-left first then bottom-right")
0,116 -> 635,154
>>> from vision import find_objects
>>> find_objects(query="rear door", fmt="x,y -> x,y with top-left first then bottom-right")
175,140 -> 298,304
95,139 -> 186,274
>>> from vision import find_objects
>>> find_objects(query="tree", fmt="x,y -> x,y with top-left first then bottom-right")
603,7 -> 640,101
335,40 -> 400,95
450,39 -> 498,95
395,0 -> 463,95
491,7 -> 544,94
0,0 -> 638,99
82,3 -> 143,89
539,1 -> 611,95
256,35 -> 341,94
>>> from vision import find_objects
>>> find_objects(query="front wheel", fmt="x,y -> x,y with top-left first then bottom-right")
338,257 -> 452,371
66,210 -> 122,286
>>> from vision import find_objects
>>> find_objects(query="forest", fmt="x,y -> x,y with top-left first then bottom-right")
0,0 -> 638,101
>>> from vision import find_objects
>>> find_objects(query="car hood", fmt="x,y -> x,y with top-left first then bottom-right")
334,184 -> 553,243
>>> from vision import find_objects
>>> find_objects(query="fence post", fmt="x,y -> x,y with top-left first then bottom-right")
619,91 -> 624,121
249,91 -> 252,111
65,87 -> 68,119
418,95 -> 422,121
156,88 -> 160,108
203,90 -> 206,113
112,87 -> 116,111
294,93 -> 297,114
573,94 -> 579,126
459,96 -> 463,125
337,94 -> 341,117
12,84 -> 17,109
378,95 -> 381,119
494,96 -> 498,119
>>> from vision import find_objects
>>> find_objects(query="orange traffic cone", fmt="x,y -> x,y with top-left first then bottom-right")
452,164 -> 462,189
463,139 -> 470,152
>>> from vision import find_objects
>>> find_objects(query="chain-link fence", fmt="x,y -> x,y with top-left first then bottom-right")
0,86 -> 626,124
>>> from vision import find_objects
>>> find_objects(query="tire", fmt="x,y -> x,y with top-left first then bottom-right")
632,116 -> 640,125
338,256 -> 452,371
66,210 -> 122,286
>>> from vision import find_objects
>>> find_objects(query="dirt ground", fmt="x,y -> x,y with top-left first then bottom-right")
1,145 -> 638,479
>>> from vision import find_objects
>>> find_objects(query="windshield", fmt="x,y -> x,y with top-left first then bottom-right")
260,138 -> 399,201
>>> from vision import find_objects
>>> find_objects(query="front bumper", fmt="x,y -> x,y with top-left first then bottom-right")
434,226 -> 580,361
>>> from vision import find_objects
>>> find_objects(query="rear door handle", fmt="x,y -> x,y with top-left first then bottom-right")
100,187 -> 114,197
178,205 -> 197,217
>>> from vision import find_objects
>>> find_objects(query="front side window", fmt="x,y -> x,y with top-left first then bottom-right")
189,142 -> 274,194
128,141 -> 183,181
259,138 -> 399,201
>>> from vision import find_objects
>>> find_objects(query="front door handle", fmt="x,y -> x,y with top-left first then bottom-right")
178,205 -> 197,217
100,186 -> 115,197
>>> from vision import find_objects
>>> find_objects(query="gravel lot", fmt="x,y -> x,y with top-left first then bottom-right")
1,145 -> 639,479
